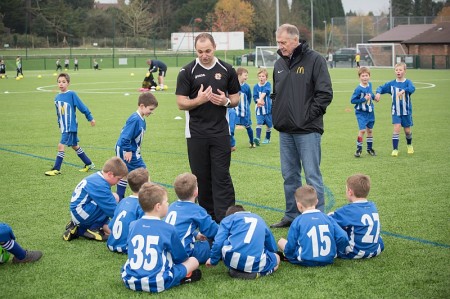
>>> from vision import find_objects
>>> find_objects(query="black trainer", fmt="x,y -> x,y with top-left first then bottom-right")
228,268 -> 259,280
354,150 -> 362,157
180,269 -> 202,284
63,221 -> 79,241
367,149 -> 376,156
12,250 -> 43,263
83,228 -> 108,241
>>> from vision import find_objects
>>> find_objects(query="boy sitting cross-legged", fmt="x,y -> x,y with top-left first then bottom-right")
121,183 -> 201,293
164,173 -> 218,264
107,167 -> 149,253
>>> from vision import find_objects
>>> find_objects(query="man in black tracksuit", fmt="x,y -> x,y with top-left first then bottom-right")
270,24 -> 333,228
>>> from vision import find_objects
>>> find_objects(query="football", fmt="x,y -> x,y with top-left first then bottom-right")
163,85 -> 168,90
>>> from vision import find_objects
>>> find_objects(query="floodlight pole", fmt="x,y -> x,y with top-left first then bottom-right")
323,20 -> 327,52
311,0 -> 314,50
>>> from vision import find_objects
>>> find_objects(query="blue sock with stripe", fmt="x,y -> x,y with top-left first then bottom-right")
76,147 -> 92,166
53,151 -> 65,170
1,240 -> 26,260
246,127 -> 254,144
117,179 -> 128,200
392,133 -> 399,150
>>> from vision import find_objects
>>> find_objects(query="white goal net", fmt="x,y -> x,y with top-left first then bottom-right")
254,46 -> 279,68
356,43 -> 406,68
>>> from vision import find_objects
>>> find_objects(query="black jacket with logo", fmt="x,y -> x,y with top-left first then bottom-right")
271,41 -> 333,135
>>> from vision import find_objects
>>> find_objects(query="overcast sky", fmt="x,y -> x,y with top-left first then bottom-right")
341,0 -> 390,15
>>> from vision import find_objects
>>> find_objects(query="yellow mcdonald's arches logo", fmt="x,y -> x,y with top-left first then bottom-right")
296,67 -> 304,74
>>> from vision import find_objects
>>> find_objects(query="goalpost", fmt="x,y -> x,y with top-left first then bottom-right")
254,46 -> 279,68
356,43 -> 406,68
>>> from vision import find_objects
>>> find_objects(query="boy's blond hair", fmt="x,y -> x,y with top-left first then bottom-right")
138,182 -> 167,212
294,185 -> 318,208
257,68 -> 268,77
173,173 -> 197,200
127,168 -> 150,193
358,66 -> 370,77
102,157 -> 128,178
237,67 -> 248,76
394,62 -> 406,70
347,174 -> 371,198
138,92 -> 158,107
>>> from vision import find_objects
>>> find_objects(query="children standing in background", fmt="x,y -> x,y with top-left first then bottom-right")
278,185 -> 348,267
206,205 -> 280,279
121,183 -> 201,293
64,57 -> 69,70
74,57 -> 79,71
351,66 -> 376,157
56,58 -> 62,72
355,52 -> 361,68
107,168 -> 149,253
0,59 -> 6,77
115,92 -> 158,199
16,56 -> 23,77
375,62 -> 416,157
328,174 -> 384,259
165,173 -> 218,264
234,67 -> 255,148
253,68 -> 272,145
45,73 -> 96,176
63,157 -> 128,242
93,59 -> 99,70
228,106 -> 237,151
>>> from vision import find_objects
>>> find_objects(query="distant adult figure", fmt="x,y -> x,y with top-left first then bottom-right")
175,33 -> 240,223
270,23 -> 333,228
327,50 -> 334,69
74,57 -> 79,71
147,59 -> 167,90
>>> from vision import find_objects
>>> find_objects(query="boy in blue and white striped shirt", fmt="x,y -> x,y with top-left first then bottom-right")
45,73 -> 96,176
375,62 -> 416,157
351,67 -> 376,157
253,68 -> 272,145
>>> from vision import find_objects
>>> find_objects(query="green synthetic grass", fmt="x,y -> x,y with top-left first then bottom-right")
0,66 -> 449,298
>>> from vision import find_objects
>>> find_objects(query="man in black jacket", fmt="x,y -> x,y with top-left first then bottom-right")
270,24 -> 333,228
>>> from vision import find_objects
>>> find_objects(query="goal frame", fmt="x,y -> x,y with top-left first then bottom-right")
255,46 -> 279,68
356,43 -> 406,68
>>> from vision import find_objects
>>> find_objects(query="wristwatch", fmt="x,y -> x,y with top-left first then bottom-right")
224,98 -> 231,107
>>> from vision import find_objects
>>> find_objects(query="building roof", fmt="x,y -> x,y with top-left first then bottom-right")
403,22 -> 450,44
369,24 -> 436,43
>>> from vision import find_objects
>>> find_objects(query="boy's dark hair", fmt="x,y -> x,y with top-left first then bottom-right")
57,73 -> 70,83
138,92 -> 158,107
294,185 -> 318,208
102,157 -> 128,178
225,205 -> 245,217
127,168 -> 150,193
138,182 -> 167,212
173,173 -> 197,200
347,174 -> 371,198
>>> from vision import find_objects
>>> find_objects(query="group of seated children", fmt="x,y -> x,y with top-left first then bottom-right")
56,156 -> 383,293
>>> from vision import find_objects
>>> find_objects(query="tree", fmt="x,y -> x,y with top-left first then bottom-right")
212,0 -> 255,34
118,0 -> 156,37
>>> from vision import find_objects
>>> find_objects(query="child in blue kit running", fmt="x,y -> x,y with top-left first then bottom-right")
45,73 -> 96,176
115,92 -> 158,199
63,157 -> 128,242
165,173 -> 218,264
206,205 -> 280,279
121,183 -> 201,293
328,174 -> 384,259
278,185 -> 349,267
351,67 -> 376,157
253,68 -> 272,145
234,67 -> 255,149
375,62 -> 416,157
107,168 -> 149,253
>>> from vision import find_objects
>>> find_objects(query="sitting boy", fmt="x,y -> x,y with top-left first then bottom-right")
278,185 -> 349,267
164,173 -> 218,264
63,157 -> 128,241
107,168 -> 149,253
121,183 -> 201,293
206,205 -> 280,279
328,174 -> 384,259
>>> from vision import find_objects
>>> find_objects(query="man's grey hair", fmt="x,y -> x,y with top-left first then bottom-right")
276,24 -> 299,40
